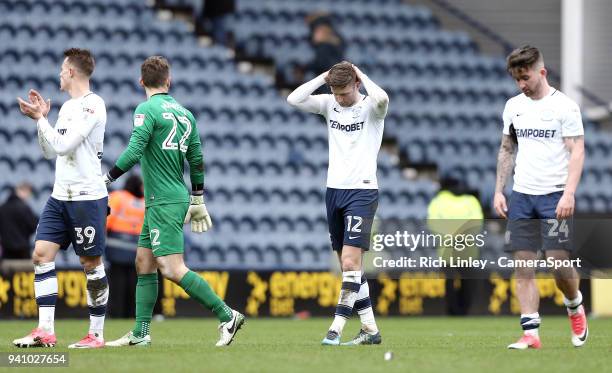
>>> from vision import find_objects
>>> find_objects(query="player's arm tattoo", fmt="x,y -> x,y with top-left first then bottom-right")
495,134 -> 516,193
563,135 -> 585,195
563,135 -> 584,150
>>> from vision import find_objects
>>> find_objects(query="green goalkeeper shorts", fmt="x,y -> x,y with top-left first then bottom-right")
138,202 -> 189,257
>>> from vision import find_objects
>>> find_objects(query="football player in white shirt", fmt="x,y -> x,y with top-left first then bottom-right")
14,48 -> 109,349
493,46 -> 587,350
287,61 -> 389,345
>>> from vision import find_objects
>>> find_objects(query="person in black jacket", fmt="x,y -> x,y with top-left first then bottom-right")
306,13 -> 346,77
197,0 -> 236,47
287,12 -> 346,91
0,183 -> 38,260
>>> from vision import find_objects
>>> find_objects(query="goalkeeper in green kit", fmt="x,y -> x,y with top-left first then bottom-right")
104,56 -> 245,347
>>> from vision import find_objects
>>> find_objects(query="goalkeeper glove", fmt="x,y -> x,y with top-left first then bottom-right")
184,195 -> 212,233
102,173 -> 114,186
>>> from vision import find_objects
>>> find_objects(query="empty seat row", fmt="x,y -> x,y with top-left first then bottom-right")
0,0 -> 147,18
236,0 -> 430,24
0,13 -> 188,34
231,10 -> 436,32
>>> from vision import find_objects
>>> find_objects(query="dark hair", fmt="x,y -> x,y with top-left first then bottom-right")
141,56 -> 170,88
439,176 -> 460,192
63,48 -> 95,77
325,60 -> 357,87
506,45 -> 543,73
123,174 -> 143,198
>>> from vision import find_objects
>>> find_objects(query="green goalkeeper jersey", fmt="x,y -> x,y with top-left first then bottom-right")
115,93 -> 203,207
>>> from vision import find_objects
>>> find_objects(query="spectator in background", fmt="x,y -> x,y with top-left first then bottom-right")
0,183 -> 38,260
427,176 -> 483,315
197,0 -> 236,48
106,174 -> 145,318
306,12 -> 346,76
288,12 -> 346,91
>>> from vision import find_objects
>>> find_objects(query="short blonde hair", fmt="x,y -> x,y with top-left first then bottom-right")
325,61 -> 357,87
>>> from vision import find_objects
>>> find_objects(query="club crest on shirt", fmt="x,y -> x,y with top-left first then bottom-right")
351,106 -> 362,119
83,107 -> 95,114
134,114 -> 145,127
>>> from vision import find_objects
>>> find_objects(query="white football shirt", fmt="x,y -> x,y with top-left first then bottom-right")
502,88 -> 584,195
48,92 -> 108,201
310,94 -> 385,189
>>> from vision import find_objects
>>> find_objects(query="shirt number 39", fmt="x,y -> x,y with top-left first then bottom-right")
161,112 -> 192,153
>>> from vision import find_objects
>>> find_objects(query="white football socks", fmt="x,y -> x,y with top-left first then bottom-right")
85,264 -> 109,339
521,312 -> 540,337
34,262 -> 58,334
356,274 -> 378,334
564,291 -> 583,315
329,271 -> 361,335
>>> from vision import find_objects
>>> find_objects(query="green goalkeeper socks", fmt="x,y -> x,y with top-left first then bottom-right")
179,270 -> 233,322
132,273 -> 158,338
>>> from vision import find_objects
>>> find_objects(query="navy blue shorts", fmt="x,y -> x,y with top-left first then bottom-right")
506,191 -> 572,252
326,188 -> 378,251
35,196 -> 108,257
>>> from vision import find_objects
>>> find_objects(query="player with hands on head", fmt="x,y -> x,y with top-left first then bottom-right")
287,61 -> 388,346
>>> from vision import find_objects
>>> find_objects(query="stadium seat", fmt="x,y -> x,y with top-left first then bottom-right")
2,0 -> 611,272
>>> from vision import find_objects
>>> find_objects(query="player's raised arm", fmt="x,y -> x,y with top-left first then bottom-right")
37,127 -> 57,159
352,65 -> 389,119
104,106 -> 154,184
18,90 -> 96,156
28,91 -> 57,159
286,71 -> 328,114
36,116 -> 85,156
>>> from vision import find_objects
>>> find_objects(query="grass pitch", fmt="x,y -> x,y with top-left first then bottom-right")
1,317 -> 610,373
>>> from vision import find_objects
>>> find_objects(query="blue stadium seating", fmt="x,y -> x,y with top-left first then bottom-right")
1,0 -> 610,270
